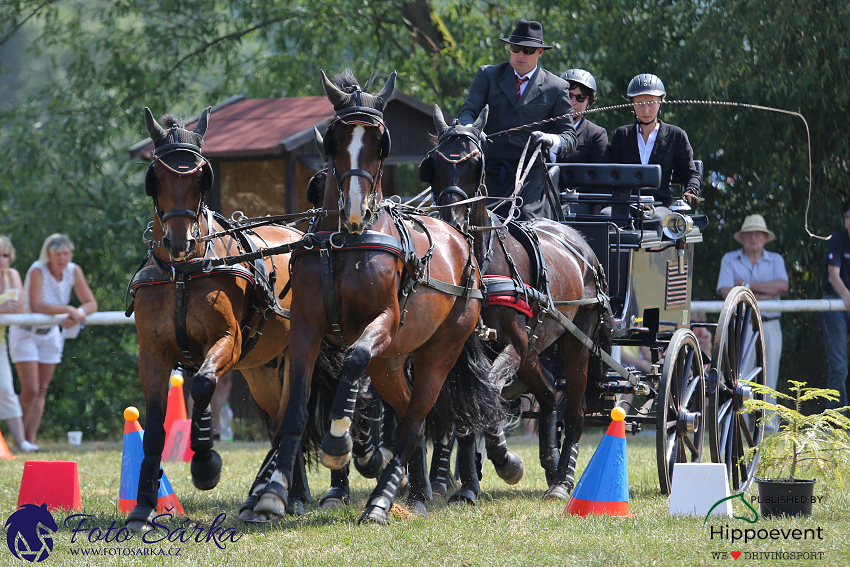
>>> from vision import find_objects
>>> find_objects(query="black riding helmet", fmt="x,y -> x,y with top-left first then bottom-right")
562,68 -> 597,106
626,73 -> 666,101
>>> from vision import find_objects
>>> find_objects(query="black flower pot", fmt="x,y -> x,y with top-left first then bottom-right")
755,478 -> 816,517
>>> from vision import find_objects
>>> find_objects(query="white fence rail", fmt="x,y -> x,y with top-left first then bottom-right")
691,299 -> 847,314
0,299 -> 845,327
0,312 -> 135,326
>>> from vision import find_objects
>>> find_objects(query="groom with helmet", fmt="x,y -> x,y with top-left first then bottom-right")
609,73 -> 701,209
458,19 -> 577,220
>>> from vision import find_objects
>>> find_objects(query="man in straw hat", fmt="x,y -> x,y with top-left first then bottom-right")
820,203 -> 850,413
717,214 -> 789,433
458,19 -> 576,220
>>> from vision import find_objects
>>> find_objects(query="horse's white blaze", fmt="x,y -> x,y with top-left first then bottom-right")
345,126 -> 366,223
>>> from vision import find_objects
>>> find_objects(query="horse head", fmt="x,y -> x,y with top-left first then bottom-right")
421,104 -> 488,232
143,106 -> 213,260
320,69 -> 396,235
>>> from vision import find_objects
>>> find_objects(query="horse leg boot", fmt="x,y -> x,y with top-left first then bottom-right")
189,371 -> 222,490
543,433 -> 579,501
448,433 -> 481,506
239,447 -> 277,522
429,434 -> 454,497
484,426 -> 524,485
287,449 -> 312,516
359,457 -> 406,525
352,394 -> 384,479
126,457 -> 163,532
320,466 -> 350,511
321,345 -> 370,469
405,437 -> 432,516
538,410 -> 560,487
380,402 -> 407,497
255,434 -> 300,518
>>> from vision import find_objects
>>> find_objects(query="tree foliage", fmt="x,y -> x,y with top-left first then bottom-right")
1,0 -> 847,437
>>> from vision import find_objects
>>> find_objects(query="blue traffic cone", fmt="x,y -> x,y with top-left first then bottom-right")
565,407 -> 633,517
119,407 -> 184,515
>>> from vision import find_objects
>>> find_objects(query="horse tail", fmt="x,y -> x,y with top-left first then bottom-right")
432,333 -> 512,435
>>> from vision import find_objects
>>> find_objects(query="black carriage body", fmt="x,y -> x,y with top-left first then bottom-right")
552,163 -> 705,341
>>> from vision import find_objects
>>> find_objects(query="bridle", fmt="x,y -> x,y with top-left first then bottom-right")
427,123 -> 486,210
327,102 -> 389,231
147,125 -> 208,228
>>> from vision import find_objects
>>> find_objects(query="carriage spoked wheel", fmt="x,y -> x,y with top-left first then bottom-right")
708,286 -> 765,492
656,328 -> 706,495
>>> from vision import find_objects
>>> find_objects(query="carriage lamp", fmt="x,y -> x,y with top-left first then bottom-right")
662,212 -> 694,240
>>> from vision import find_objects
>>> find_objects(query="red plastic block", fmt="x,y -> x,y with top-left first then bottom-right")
18,461 -> 82,511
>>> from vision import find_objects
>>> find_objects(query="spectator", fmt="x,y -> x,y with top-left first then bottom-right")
820,204 -> 850,413
717,215 -> 788,433
0,236 -> 38,451
9,234 -> 97,445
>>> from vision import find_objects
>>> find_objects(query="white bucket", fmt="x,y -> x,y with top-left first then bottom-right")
67,431 -> 83,446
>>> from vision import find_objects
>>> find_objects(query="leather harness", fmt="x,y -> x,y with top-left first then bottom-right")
128,208 -> 292,368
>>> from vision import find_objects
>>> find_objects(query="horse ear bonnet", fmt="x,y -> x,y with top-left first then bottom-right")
419,154 -> 434,184
144,108 -> 214,195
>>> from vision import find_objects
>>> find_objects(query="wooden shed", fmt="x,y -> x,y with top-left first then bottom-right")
129,91 -> 437,220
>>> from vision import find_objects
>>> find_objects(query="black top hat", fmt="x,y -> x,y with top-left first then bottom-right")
500,19 -> 553,50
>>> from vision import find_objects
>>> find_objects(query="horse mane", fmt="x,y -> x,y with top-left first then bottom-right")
160,113 -> 185,129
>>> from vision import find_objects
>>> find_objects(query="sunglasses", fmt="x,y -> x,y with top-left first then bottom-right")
506,44 -> 540,56
569,93 -> 589,103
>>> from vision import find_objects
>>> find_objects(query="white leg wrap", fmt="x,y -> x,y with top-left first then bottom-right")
270,470 -> 289,490
330,417 -> 352,437
379,447 -> 393,466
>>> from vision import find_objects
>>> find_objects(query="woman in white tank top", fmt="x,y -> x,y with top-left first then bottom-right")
9,234 -> 97,447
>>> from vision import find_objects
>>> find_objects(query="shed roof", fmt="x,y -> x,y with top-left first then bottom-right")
128,91 -> 432,160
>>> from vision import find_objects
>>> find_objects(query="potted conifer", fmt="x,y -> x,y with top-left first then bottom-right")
742,380 -> 850,517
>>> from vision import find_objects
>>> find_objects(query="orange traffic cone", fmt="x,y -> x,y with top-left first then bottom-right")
163,369 -> 188,438
565,406 -> 633,517
0,429 -> 14,460
119,406 -> 184,515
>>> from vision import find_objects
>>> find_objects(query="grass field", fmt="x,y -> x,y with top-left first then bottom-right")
2,430 -> 848,566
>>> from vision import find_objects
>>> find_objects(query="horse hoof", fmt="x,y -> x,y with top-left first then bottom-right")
125,519 -> 154,534
320,431 -> 353,470
406,499 -> 428,518
431,482 -> 448,498
448,487 -> 478,506
493,451 -> 524,485
190,450 -> 222,490
254,492 -> 287,518
359,505 -> 390,525
238,508 -> 268,523
287,499 -> 307,517
320,450 -> 351,470
542,483 -> 569,501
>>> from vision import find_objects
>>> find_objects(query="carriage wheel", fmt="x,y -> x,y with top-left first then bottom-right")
708,286 -> 765,492
656,328 -> 706,495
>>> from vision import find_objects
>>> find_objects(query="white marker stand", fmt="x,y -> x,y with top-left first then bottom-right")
669,463 -> 732,517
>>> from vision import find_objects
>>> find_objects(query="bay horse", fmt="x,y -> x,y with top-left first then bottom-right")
420,105 -> 612,501
253,70 -> 505,524
127,108 -> 311,531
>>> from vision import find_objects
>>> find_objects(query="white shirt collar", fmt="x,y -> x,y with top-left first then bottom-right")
514,67 -> 538,81
637,121 -> 660,165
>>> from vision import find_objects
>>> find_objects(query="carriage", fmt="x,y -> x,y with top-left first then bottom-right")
544,159 -> 767,494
